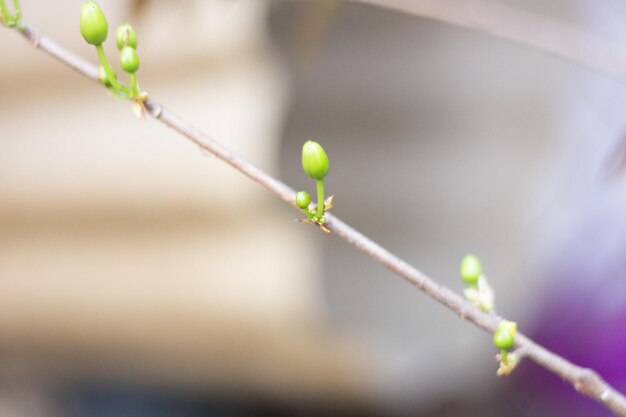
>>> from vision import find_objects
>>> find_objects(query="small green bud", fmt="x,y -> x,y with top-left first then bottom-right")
460,254 -> 482,285
116,24 -> 137,50
80,1 -> 108,46
302,140 -> 329,180
296,191 -> 311,209
120,46 -> 140,73
493,320 -> 516,351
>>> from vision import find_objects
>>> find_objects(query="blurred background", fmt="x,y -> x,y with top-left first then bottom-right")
1,0 -> 626,416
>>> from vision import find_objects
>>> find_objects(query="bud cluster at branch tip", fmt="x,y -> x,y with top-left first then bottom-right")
296,141 -> 334,233
79,1 -> 147,115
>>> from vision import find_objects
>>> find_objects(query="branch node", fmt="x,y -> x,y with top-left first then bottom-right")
31,31 -> 40,48
149,103 -> 162,119
574,369 -> 601,396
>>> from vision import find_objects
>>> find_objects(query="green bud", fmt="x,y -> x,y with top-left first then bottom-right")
295,191 -> 311,209
302,140 -> 329,180
116,24 -> 137,50
460,254 -> 482,285
120,46 -> 140,73
493,320 -> 516,351
80,1 -> 108,46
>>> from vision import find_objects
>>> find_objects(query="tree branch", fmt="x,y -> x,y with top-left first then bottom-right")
10,22 -> 626,417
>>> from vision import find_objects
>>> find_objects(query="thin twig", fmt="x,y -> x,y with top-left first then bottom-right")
354,0 -> 626,84
9,22 -> 626,417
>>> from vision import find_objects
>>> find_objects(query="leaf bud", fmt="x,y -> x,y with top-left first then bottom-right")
301,140 -> 329,180
116,24 -> 137,50
80,1 -> 108,45
120,46 -> 140,73
295,191 -> 311,209
493,320 -> 517,351
460,254 -> 482,285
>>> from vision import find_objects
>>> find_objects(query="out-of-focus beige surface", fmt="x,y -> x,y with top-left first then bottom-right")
0,0 -> 375,403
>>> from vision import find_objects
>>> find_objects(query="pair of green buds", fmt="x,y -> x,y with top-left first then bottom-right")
460,255 -> 520,375
295,141 -> 334,233
80,1 -> 146,114
0,0 -> 22,28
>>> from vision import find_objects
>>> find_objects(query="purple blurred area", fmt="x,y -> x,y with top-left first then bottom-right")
518,141 -> 626,416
